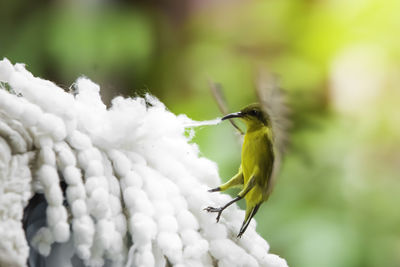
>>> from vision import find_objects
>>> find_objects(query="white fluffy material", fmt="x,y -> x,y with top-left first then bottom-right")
0,58 -> 288,267
0,148 -> 32,267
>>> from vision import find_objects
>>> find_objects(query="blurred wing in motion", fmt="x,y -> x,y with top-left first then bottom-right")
209,80 -> 245,135
256,71 -> 290,187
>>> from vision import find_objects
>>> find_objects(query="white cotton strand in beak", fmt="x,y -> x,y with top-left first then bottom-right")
181,116 -> 222,128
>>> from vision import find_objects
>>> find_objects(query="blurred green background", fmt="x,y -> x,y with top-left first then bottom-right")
2,0 -> 400,266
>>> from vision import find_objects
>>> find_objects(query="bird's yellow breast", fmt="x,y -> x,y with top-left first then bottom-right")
241,126 -> 274,188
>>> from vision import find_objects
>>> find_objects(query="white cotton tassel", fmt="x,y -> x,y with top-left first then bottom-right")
101,154 -> 127,264
55,141 -> 95,261
109,150 -> 158,267
138,165 -> 185,265
66,132 -> 99,261
38,141 -> 69,244
178,211 -> 209,263
33,139 -> 70,255
86,173 -> 120,266
68,134 -> 98,263
0,151 -> 33,267
71,135 -> 120,265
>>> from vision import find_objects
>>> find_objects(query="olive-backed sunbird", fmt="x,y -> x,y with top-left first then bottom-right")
205,79 -> 288,238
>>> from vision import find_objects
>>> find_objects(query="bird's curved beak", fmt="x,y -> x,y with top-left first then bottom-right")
221,112 -> 243,121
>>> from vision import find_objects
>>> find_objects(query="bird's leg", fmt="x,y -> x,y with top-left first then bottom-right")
205,168 -> 244,222
208,171 -> 243,193
237,175 -> 256,198
204,196 -> 242,222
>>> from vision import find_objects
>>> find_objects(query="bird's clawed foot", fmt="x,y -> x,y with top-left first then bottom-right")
204,206 -> 224,222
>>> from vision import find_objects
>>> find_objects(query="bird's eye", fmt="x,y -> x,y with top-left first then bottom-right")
250,110 -> 259,116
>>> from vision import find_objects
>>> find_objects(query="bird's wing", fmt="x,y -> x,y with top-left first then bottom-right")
255,71 -> 290,158
256,71 -> 290,194
209,80 -> 245,135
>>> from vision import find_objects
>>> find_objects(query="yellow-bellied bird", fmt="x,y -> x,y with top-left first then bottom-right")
205,77 -> 289,238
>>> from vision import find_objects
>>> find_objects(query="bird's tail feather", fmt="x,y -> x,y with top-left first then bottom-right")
237,203 -> 261,238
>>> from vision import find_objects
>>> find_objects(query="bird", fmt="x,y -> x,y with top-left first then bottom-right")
205,75 -> 288,238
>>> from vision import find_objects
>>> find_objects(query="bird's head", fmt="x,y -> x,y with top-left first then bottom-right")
222,103 -> 269,128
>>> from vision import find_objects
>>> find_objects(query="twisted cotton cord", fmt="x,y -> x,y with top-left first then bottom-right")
32,137 -> 70,256
54,141 -> 95,261
108,150 -> 158,267
0,128 -> 33,267
100,151 -> 128,264
69,131 -> 115,266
